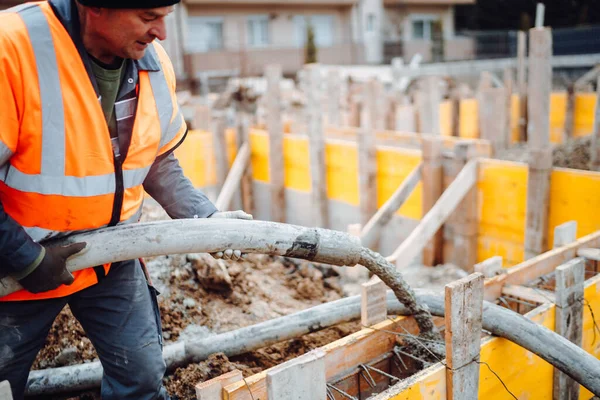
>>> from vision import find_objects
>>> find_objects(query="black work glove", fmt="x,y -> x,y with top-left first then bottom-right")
18,242 -> 87,294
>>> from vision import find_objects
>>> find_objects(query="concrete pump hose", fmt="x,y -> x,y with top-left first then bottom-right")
26,291 -> 600,396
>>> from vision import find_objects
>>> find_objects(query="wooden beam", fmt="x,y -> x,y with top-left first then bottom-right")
236,112 -> 254,215
214,142 -> 251,211
358,81 -> 378,226
305,64 -> 329,228
327,68 -> 341,127
591,76 -> 600,172
501,284 -> 555,304
525,27 -> 553,260
360,162 -> 422,250
266,349 -> 326,400
361,277 -> 388,327
389,159 -> 478,268
553,221 -> 577,249
417,77 -> 442,135
196,370 -> 243,400
265,64 -> 286,223
211,111 -> 229,190
517,31 -> 528,142
0,381 -> 12,400
449,142 -> 478,270
474,256 -> 503,278
553,258 -> 584,400
445,273 -> 484,400
421,136 -> 444,266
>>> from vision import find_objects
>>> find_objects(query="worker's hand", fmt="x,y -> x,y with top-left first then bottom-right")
209,210 -> 253,261
18,242 -> 87,294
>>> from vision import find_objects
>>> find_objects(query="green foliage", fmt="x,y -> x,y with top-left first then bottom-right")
304,22 -> 317,64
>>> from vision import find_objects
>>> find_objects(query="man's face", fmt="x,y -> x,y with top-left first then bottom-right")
89,6 -> 174,61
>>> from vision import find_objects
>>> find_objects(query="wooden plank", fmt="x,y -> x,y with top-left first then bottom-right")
358,81 -> 378,227
236,112 -> 254,215
503,68 -> 514,147
305,64 -> 329,228
450,142 -> 478,270
421,136 -> 444,266
327,68 -> 341,127
265,64 -> 286,223
417,77 -> 442,135
577,247 -> 600,261
214,142 -> 250,211
389,159 -> 478,268
525,27 -> 553,260
502,284 -> 555,304
553,258 -> 584,400
591,76 -> 600,172
196,370 -> 243,400
564,84 -> 575,141
0,381 -> 12,400
266,349 -> 326,400
474,256 -> 503,278
360,162 -> 422,250
517,31 -> 528,142
361,277 -> 388,327
553,221 -> 578,249
211,111 -> 229,190
445,273 -> 484,400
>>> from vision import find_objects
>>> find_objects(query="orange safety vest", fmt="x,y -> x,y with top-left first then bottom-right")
0,2 -> 186,301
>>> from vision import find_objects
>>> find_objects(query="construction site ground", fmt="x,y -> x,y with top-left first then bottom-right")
29,135 -> 591,399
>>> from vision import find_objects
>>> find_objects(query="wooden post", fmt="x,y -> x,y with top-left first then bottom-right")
211,111 -> 229,191
265,64 -> 286,223
417,77 -> 442,135
517,31 -> 528,142
236,112 -> 254,215
479,85 -> 507,156
591,76 -> 600,171
504,68 -> 514,146
305,64 -> 329,228
361,278 -> 388,327
391,57 -> 404,98
395,97 -> 416,132
524,27 -> 553,260
421,136 -> 444,266
535,2 -> 545,28
327,68 -> 341,127
564,83 -> 575,141
367,77 -> 386,131
266,349 -> 326,400
450,142 -> 479,270
358,82 -> 378,227
553,221 -> 577,249
445,273 -> 484,400
474,256 -> 503,278
553,258 -> 584,400
195,370 -> 243,400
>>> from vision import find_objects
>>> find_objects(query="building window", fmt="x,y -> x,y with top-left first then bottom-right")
247,15 -> 270,47
411,15 -> 436,40
294,15 -> 334,48
366,13 -> 376,32
187,16 -> 224,52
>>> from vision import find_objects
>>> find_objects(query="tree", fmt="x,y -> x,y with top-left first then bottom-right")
304,22 -> 317,64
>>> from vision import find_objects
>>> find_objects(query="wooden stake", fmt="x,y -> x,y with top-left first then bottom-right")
503,68 -> 514,146
211,111 -> 229,190
564,83 -> 575,141
265,64 -> 286,223
236,112 -> 254,215
474,256 -> 503,278
417,77 -> 442,135
525,27 -> 553,260
266,349 -> 326,400
445,273 -> 484,400
478,86 -> 507,156
305,64 -> 329,228
358,82 -> 378,227
553,258 -> 584,400
450,142 -> 478,270
214,142 -> 250,211
421,136 -> 444,266
591,76 -> 600,171
361,278 -> 388,327
327,69 -> 341,127
390,159 -> 478,268
195,370 -> 242,400
553,221 -> 577,249
517,31 -> 528,142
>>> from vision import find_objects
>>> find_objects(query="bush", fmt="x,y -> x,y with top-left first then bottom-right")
304,22 -> 317,64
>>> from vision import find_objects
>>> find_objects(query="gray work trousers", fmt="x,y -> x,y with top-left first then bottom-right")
0,260 -> 169,400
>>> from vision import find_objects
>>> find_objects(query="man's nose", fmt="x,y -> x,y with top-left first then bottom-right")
149,19 -> 167,41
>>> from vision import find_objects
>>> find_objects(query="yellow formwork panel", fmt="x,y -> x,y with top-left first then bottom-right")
249,130 -> 270,183
439,100 -> 453,137
326,140 -> 360,205
476,159 -> 528,266
376,148 -> 423,219
573,92 -> 598,138
548,168 -> 600,248
459,98 -> 479,139
510,94 -> 521,143
385,365 -> 446,399
579,277 -> 600,399
550,92 -> 567,144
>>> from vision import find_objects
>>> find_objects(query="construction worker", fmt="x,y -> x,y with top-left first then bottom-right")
0,0 -> 251,398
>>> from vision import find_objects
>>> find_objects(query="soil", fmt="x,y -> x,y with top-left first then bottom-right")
497,136 -> 593,170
